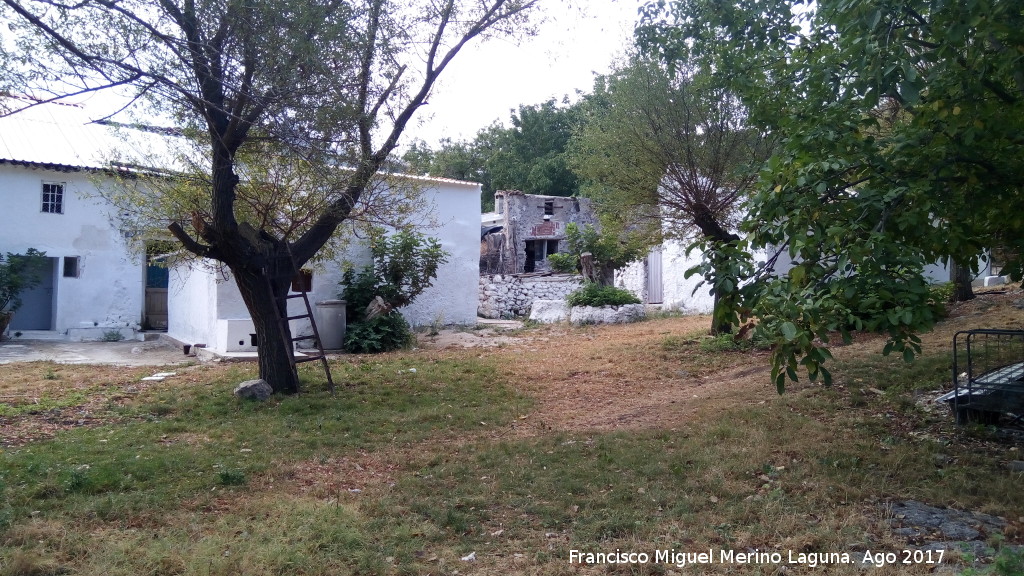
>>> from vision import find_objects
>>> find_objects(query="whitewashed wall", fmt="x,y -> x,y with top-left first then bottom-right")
658,239 -> 716,313
396,179 -> 481,327
0,165 -> 144,336
614,258 -> 648,304
167,178 -> 481,352
167,261 -> 219,348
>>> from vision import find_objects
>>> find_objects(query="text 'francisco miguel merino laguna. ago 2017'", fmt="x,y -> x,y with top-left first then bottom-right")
568,548 -> 947,569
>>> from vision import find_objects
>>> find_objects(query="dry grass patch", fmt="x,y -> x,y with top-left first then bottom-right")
3,289 -> 1024,575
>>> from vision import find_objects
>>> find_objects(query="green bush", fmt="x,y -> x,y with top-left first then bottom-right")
566,283 -> 641,307
558,223 -> 648,285
344,312 -> 414,354
0,248 -> 48,313
341,230 -> 447,319
547,252 -> 578,274
340,230 -> 447,352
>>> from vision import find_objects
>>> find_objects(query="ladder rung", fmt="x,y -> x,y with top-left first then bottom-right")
285,314 -> 311,321
283,293 -> 306,299
295,355 -> 325,364
292,335 -> 316,341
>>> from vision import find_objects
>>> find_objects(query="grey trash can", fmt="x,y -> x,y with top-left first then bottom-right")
315,300 -> 347,350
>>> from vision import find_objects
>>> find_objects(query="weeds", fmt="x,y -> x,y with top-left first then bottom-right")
101,329 -> 125,342
1,300 -> 1023,575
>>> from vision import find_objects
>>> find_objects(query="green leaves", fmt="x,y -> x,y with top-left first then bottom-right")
0,248 -> 48,313
639,0 -> 1024,390
780,322 -> 798,342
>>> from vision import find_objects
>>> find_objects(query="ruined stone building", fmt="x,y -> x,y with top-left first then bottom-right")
480,190 -> 599,275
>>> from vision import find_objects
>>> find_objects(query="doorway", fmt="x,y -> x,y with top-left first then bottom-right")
10,257 -> 58,330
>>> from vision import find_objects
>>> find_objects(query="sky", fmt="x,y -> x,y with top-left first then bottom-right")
404,0 -> 642,147
28,0 -> 643,150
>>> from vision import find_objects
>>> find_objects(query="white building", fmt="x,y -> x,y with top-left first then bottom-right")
617,237 -> 994,314
167,175 -> 482,354
1,99 -> 483,347
0,100 -> 146,339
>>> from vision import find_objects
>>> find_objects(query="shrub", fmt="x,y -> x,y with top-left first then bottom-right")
344,312 -> 414,354
547,252 -> 578,274
101,329 -> 125,342
559,223 -> 649,285
0,248 -> 48,313
341,229 -> 448,321
340,229 -> 447,353
566,283 -> 641,307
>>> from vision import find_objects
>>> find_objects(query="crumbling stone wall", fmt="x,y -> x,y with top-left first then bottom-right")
483,191 -> 599,275
478,273 -> 584,318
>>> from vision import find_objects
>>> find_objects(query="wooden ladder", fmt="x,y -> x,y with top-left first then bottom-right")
264,252 -> 335,393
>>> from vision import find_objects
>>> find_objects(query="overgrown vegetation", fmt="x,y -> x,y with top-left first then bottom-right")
552,222 -> 648,285
341,230 -> 447,353
0,249 -> 48,339
566,282 -> 641,307
343,312 -> 413,354
1,296 -> 1022,575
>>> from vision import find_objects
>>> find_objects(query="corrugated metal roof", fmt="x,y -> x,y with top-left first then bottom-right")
0,98 -> 485,188
0,99 -> 116,170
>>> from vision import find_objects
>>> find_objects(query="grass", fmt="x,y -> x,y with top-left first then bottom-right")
2,295 -> 1024,575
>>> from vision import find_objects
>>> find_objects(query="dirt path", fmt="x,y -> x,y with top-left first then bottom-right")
466,315 -> 778,434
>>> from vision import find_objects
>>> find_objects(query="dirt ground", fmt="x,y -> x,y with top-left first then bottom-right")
2,287 -> 1022,446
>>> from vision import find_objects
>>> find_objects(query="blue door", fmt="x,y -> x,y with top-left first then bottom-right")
10,257 -> 57,330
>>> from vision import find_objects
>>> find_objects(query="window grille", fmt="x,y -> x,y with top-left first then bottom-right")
42,182 -> 65,214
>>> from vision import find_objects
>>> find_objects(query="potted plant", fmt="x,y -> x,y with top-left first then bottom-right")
0,248 -> 48,339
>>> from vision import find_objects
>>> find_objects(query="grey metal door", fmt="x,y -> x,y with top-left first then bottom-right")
646,249 -> 663,304
10,257 -> 57,330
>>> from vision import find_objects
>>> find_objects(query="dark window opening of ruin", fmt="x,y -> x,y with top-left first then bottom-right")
547,240 -> 558,255
524,240 -> 537,272
544,200 -> 554,215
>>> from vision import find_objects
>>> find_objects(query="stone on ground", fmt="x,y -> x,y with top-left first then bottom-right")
570,304 -> 645,325
234,379 -> 273,401
529,300 -> 569,323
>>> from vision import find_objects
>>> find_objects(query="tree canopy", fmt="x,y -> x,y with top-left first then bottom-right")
570,57 -> 773,332
638,0 -> 1024,389
402,97 -> 583,209
1,0 -> 538,393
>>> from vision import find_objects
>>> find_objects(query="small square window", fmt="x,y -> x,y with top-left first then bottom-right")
42,182 -> 65,214
63,256 -> 80,278
543,200 -> 554,216
291,269 -> 313,292
546,240 -> 559,255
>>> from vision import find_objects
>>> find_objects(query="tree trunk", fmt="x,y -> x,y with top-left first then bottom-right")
710,285 -> 733,336
232,263 -> 301,395
949,259 -> 975,303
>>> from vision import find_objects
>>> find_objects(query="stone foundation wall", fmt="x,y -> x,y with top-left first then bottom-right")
478,274 -> 584,319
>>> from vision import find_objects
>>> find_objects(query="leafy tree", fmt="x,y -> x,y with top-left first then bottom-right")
570,57 -> 774,333
2,0 -> 538,394
340,230 -> 446,353
554,223 -> 648,286
0,248 -> 47,314
403,136 -> 496,208
638,0 -> 1024,390
487,98 -> 581,198
403,97 -> 583,209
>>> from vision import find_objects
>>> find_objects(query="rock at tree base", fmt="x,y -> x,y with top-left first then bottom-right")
234,379 -> 273,401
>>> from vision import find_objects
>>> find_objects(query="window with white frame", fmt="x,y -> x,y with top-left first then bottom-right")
42,182 -> 65,214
